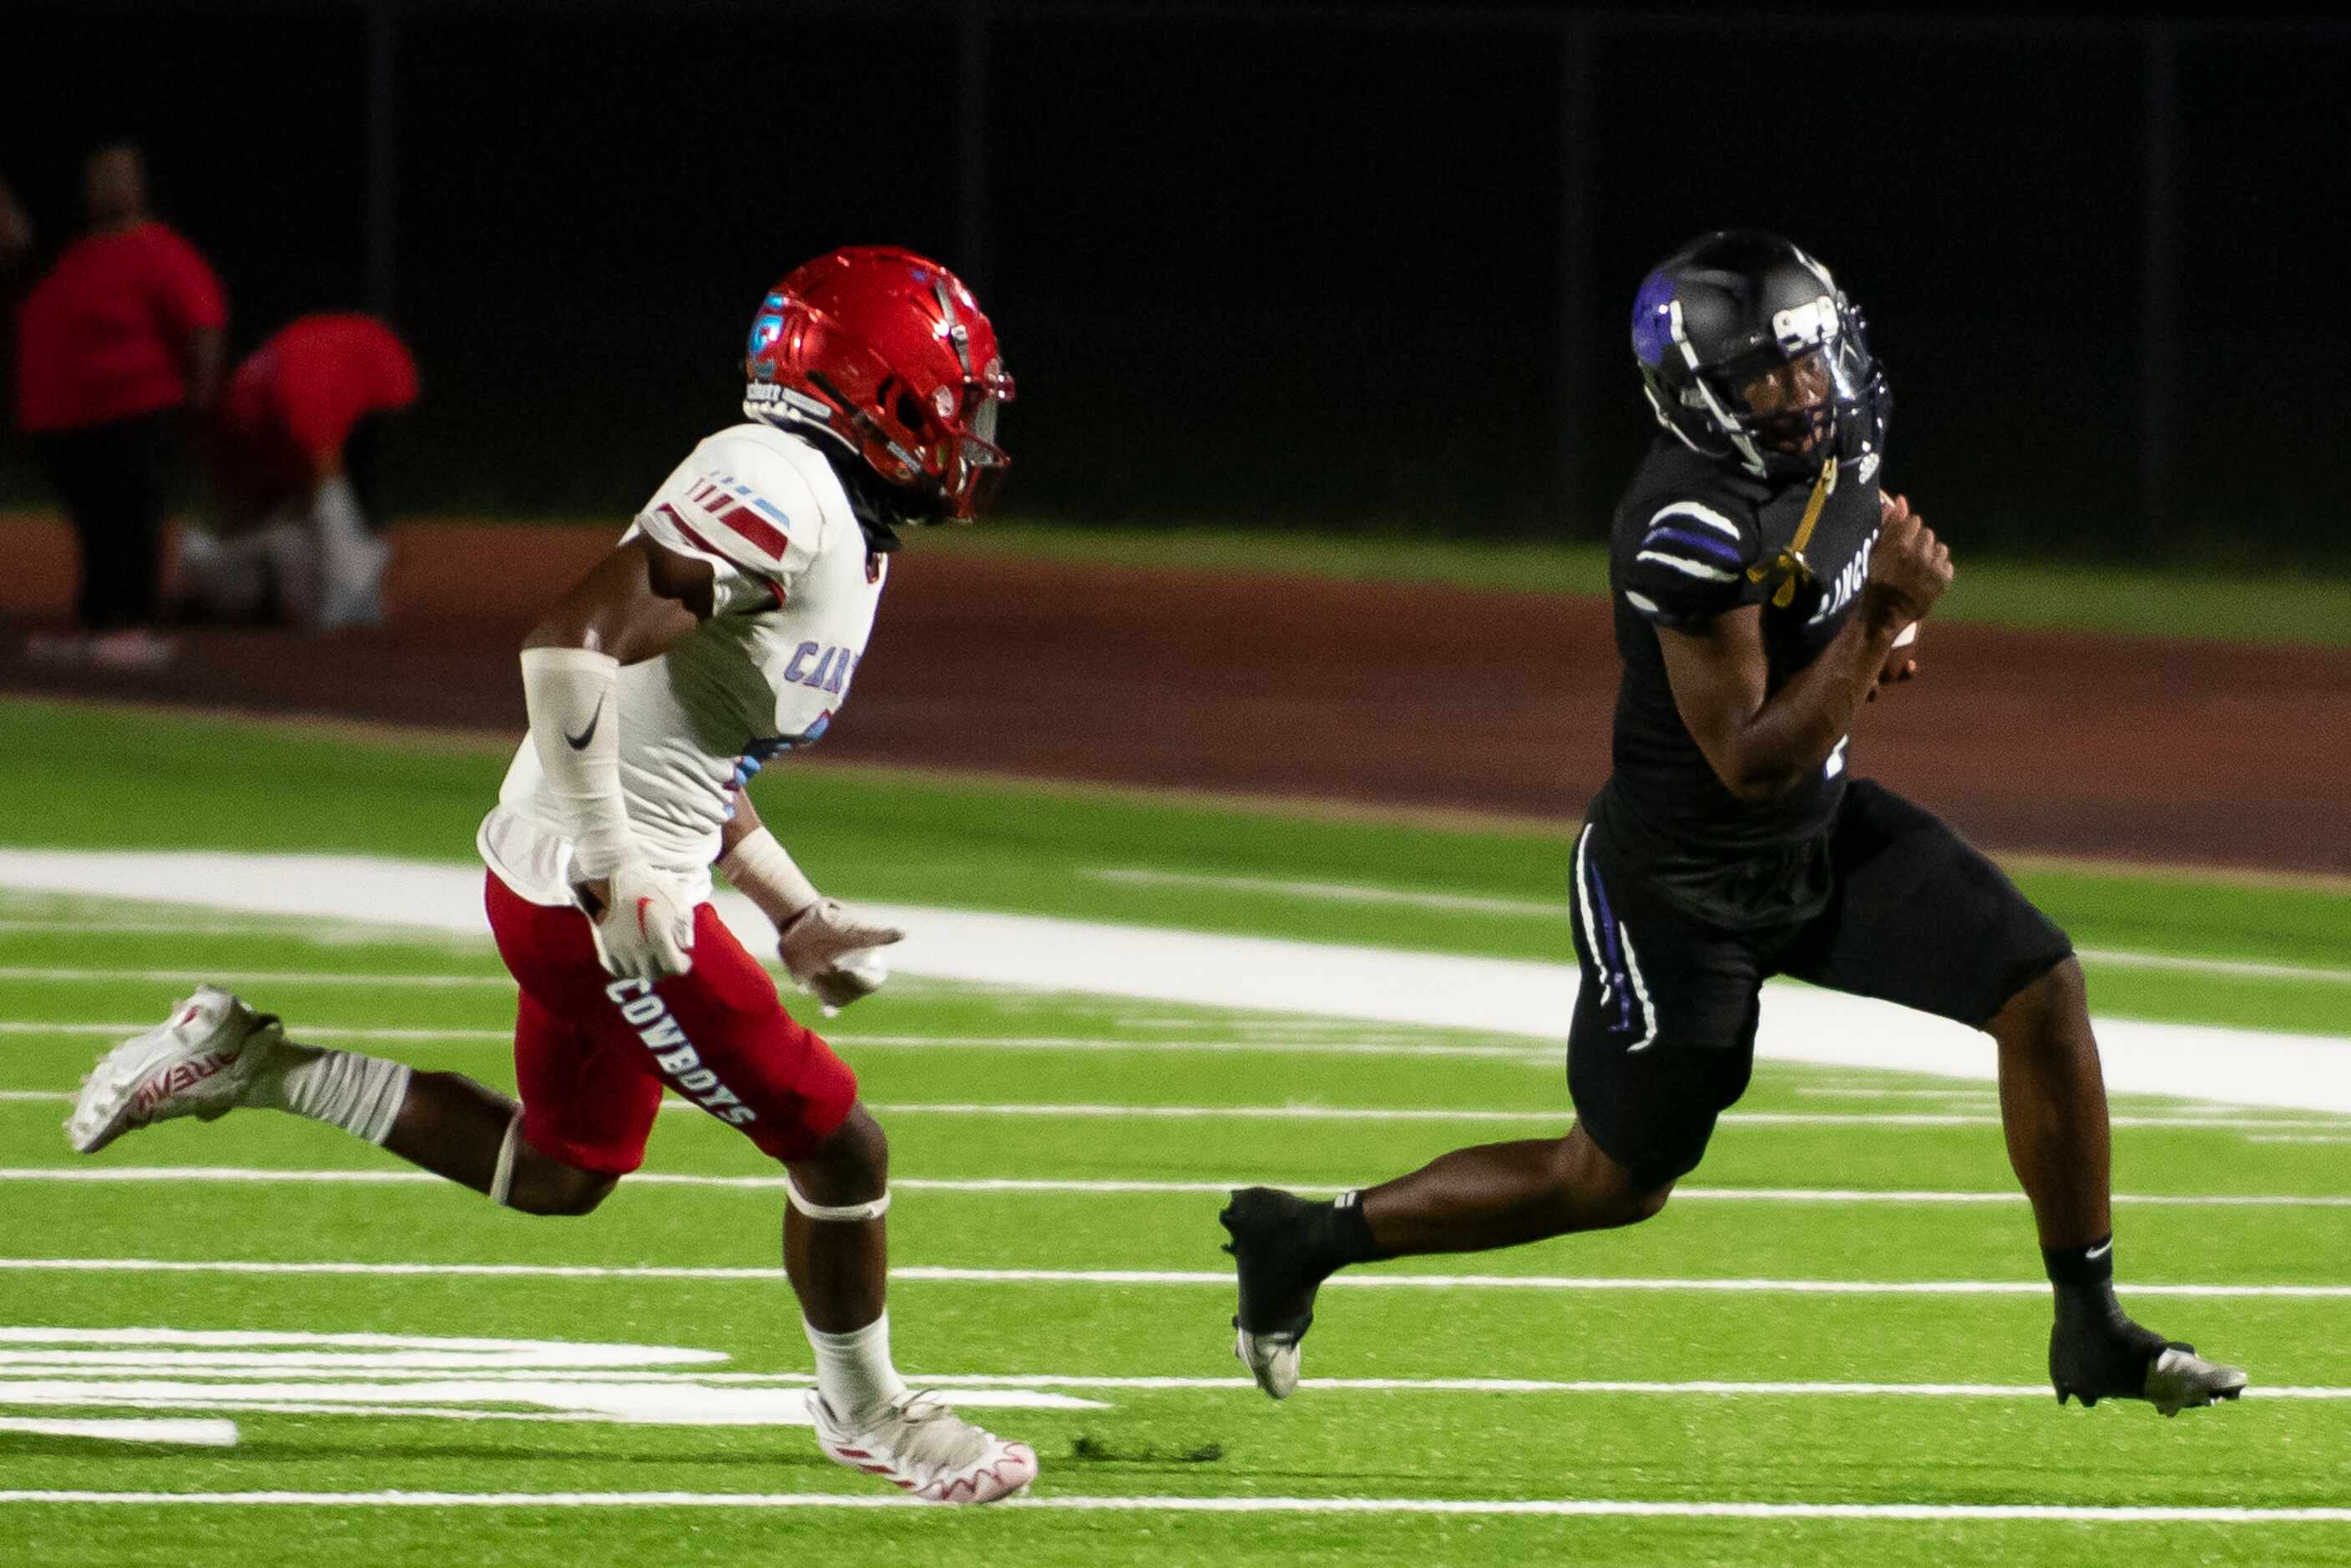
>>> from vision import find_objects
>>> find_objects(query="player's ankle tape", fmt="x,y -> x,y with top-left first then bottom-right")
2043,1234 -> 2116,1288
786,1179 -> 890,1223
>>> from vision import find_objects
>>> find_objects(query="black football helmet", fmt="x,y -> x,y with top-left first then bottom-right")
1630,230 -> 1889,481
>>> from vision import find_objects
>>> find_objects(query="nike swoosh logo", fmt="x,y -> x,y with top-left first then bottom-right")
564,693 -> 608,751
2086,1241 -> 2113,1262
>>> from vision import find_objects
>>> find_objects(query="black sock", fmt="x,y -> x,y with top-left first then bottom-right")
1300,1191 -> 1388,1273
2043,1232 -> 2116,1290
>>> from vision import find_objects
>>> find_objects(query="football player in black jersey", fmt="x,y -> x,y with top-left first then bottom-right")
1221,230 -> 2247,1419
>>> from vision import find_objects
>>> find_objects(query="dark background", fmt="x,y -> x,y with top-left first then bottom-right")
3,2 -> 2347,562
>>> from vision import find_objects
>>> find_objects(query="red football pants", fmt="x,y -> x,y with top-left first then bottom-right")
484,870 -> 858,1175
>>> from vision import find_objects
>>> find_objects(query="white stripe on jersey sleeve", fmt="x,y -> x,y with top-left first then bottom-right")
1646,500 -> 1742,539
1636,549 -> 1738,583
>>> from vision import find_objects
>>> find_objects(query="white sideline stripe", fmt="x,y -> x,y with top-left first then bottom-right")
0,967 -> 508,989
1079,872 -> 2351,985
2075,947 -> 2351,985
5,1257 -> 2348,1297
0,1022 -> 511,1043
13,1168 -> 2351,1210
0,1418 -> 238,1446
1083,867 -> 1569,918
6,850 -> 2351,1115
4,1490 -> 2350,1522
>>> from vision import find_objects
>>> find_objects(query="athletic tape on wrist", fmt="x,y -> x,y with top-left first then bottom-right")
719,827 -> 822,922
786,1177 -> 890,1223
488,1111 -> 524,1208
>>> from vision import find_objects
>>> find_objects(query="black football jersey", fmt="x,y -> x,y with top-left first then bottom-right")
1595,437 -> 1886,921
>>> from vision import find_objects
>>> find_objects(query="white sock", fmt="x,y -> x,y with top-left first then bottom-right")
805,1313 -> 908,1423
250,1048 -> 412,1146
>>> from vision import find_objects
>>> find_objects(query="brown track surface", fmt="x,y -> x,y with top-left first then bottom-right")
4,519 -> 2348,873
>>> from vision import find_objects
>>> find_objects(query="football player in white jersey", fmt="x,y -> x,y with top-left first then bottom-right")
66,247 -> 1035,1504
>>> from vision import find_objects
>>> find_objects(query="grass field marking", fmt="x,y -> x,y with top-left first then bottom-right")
2074,947 -> 2351,984
0,1417 -> 238,1445
6,1489 -> 2351,1522
1080,869 -> 2351,984
0,1022 -> 512,1043
15,849 -> 2351,1117
5,1093 -> 2341,1132
0,1092 -> 67,1103
837,1034 -> 1559,1064
15,1369 -> 2351,1406
13,1168 -> 2351,1210
1083,867 -> 1571,918
0,1018 -> 1560,1065
8,1257 -> 2348,1297
0,966 -> 508,989
853,1101 -> 2351,1131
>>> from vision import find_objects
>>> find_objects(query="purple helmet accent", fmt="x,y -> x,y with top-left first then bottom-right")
1631,270 -> 1679,367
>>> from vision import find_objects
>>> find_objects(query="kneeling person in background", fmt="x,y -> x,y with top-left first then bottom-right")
185,311 -> 418,630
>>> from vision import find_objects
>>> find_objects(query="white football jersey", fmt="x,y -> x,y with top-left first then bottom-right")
478,422 -> 887,907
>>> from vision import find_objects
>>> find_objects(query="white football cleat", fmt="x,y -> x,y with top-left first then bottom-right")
1234,1326 -> 1304,1400
66,987 -> 284,1155
810,1390 -> 1038,1504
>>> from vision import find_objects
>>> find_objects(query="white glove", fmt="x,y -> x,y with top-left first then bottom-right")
778,898 -> 905,1014
581,859 -> 698,982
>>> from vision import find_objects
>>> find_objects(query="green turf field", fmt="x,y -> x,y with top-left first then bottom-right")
4,700 -> 2349,1564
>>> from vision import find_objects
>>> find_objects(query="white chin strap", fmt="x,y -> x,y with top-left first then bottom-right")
488,1111 -> 524,1208
786,1178 -> 891,1223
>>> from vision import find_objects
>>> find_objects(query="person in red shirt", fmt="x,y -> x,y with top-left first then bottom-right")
188,313 -> 420,629
14,144 -> 226,659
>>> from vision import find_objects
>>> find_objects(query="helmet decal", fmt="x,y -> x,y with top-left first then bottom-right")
1630,230 -> 1886,482
1631,270 -> 1679,367
747,293 -> 787,367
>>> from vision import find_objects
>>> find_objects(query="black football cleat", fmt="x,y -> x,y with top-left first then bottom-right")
2050,1286 -> 2249,1416
1219,1186 -> 1328,1400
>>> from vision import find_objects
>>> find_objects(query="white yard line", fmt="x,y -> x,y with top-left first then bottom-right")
4,849 -> 2349,1113
0,1418 -> 238,1446
848,1103 -> 2349,1131
0,1022 -> 512,1043
3,1257 -> 2345,1297
18,1365 -> 2348,1400
13,1166 -> 2351,1208
0,967 -> 508,989
0,1018 -> 1554,1064
2074,947 -> 2351,985
3,1090 -> 2339,1132
3,1489 -> 2348,1523
1082,867 -> 1571,918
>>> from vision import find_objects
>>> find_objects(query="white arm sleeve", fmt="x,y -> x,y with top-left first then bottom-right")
520,645 -> 633,879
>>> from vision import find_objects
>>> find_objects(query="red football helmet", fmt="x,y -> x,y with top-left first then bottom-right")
742,246 -> 1014,520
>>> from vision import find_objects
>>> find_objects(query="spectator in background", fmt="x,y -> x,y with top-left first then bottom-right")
14,143 -> 225,667
188,313 -> 419,630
